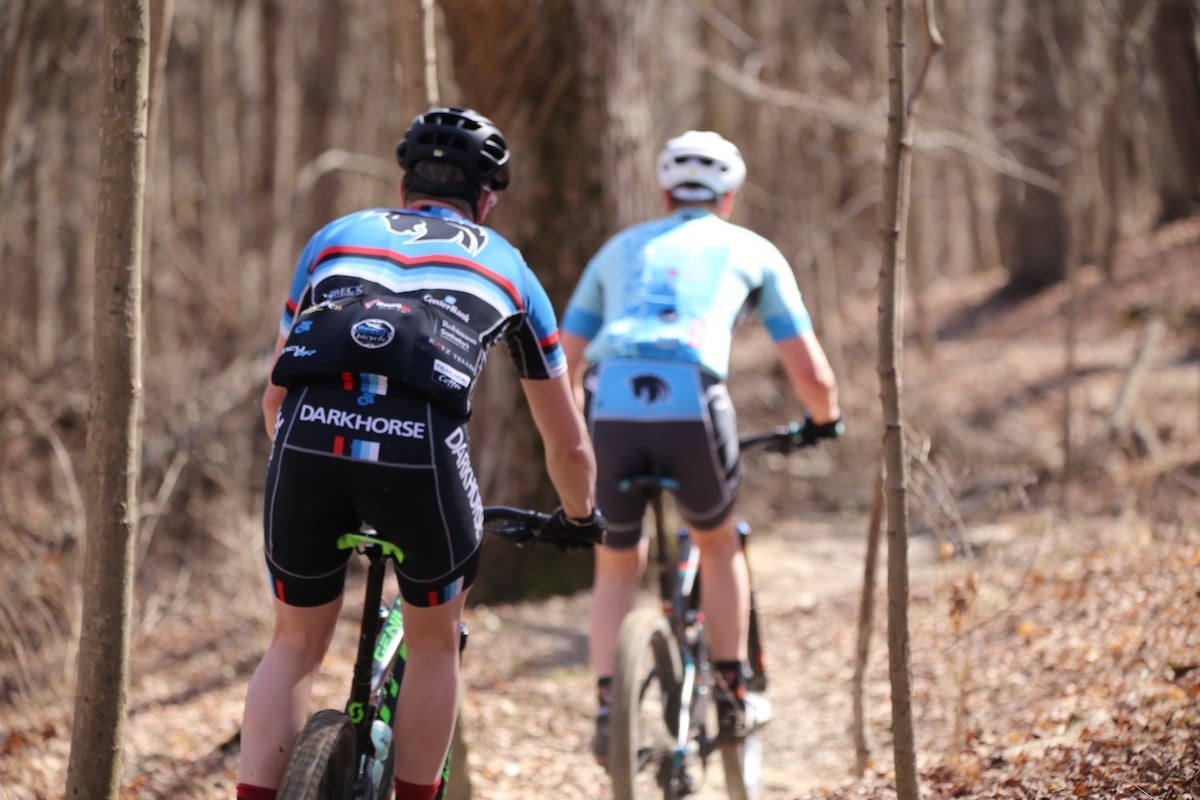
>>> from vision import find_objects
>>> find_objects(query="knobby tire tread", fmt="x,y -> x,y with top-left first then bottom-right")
719,718 -> 765,800
277,709 -> 356,800
609,607 -> 683,800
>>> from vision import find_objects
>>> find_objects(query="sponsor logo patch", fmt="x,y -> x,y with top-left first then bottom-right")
423,293 -> 471,323
350,318 -> 395,349
323,285 -> 364,301
300,403 -> 426,438
444,428 -> 482,532
433,359 -> 470,391
365,298 -> 412,313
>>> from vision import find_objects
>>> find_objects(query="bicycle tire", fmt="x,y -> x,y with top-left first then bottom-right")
718,692 -> 768,800
277,709 -> 357,800
610,607 -> 684,800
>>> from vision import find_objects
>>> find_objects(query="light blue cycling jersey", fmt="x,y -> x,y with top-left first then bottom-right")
561,208 -> 813,379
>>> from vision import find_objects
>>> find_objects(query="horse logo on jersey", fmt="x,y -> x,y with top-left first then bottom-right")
631,374 -> 671,405
385,213 -> 488,256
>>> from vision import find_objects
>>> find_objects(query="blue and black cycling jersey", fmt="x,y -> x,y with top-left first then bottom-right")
273,206 -> 566,416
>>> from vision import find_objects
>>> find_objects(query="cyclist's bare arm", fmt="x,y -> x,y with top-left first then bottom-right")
776,331 -> 841,423
559,331 -> 591,411
521,373 -> 597,519
262,332 -> 288,439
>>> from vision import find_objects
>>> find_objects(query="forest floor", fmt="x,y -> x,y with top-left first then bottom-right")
1,219 -> 1199,799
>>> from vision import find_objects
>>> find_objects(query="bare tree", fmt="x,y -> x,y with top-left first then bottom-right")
994,1 -> 1069,296
1152,0 -> 1200,222
852,467 -> 885,776
878,0 -> 941,796
64,1 -> 149,798
398,0 -> 440,121
435,0 -> 660,601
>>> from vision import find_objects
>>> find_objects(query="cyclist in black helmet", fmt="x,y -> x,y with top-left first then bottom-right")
236,106 -> 604,800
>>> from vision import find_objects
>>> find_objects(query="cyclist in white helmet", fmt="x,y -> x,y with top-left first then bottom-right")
561,130 -> 843,763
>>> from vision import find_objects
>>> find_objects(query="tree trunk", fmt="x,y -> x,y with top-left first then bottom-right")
438,0 -> 659,601
296,0 -> 345,237
1151,0 -> 1200,222
397,0 -> 432,121
995,0 -> 1068,296
852,464 -> 885,776
64,1 -> 149,797
878,0 -> 934,796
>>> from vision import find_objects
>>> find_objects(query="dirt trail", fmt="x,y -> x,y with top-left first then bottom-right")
451,511 -> 980,800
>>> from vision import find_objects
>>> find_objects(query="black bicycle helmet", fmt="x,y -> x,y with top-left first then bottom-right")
395,106 -> 511,190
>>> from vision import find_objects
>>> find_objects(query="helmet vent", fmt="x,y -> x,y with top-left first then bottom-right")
396,107 -> 511,190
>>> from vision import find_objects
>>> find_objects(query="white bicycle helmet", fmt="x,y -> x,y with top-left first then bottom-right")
656,130 -> 746,201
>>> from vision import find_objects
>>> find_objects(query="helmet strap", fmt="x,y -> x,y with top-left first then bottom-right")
716,191 -> 736,219
476,189 -> 498,223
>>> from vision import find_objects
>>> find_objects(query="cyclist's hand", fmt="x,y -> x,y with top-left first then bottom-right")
540,507 -> 607,551
796,415 -> 845,447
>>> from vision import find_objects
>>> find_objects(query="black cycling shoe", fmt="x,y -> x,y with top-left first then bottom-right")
716,694 -> 748,744
717,691 -> 772,744
592,707 -> 611,766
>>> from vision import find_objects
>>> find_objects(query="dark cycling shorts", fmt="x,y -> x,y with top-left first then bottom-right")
263,380 -> 483,608
583,360 -> 740,550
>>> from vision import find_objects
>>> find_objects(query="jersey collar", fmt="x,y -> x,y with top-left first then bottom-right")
408,203 -> 471,223
672,206 -> 715,222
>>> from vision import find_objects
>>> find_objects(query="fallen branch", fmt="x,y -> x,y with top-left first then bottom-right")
1079,315 -> 1165,466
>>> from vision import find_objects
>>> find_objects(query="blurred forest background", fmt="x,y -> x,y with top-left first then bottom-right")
1,0 -> 1198,724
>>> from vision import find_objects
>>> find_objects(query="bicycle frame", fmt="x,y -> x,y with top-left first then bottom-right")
619,450 -> 777,796
623,474 -> 766,733
278,507 -> 559,800
335,531 -> 465,799
608,424 -> 815,799
619,474 -> 714,789
338,532 -> 408,798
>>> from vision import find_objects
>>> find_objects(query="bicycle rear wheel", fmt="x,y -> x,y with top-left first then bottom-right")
610,607 -> 684,800
277,709 -> 357,800
718,692 -> 769,800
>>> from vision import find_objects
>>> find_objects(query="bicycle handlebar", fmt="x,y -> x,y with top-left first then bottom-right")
482,422 -> 836,544
482,506 -> 557,546
616,422 -> 827,499
738,421 -> 813,454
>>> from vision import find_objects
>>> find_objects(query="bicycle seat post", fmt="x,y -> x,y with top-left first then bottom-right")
649,488 -> 675,613
350,545 -> 389,755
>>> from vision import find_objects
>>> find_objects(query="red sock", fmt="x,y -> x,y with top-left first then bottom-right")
235,784 -> 277,800
393,777 -> 442,800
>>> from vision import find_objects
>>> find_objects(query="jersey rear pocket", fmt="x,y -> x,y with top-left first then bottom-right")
271,293 -> 481,416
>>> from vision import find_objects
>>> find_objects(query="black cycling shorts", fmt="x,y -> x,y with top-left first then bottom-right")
583,360 -> 740,550
263,381 -> 483,607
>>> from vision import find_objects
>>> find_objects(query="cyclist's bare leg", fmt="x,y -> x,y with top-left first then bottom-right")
589,539 -> 649,677
691,514 -> 750,662
393,591 -> 470,787
237,595 -> 343,789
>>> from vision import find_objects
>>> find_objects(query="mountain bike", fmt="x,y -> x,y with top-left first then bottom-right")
276,506 -> 576,800
607,422 -> 819,800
